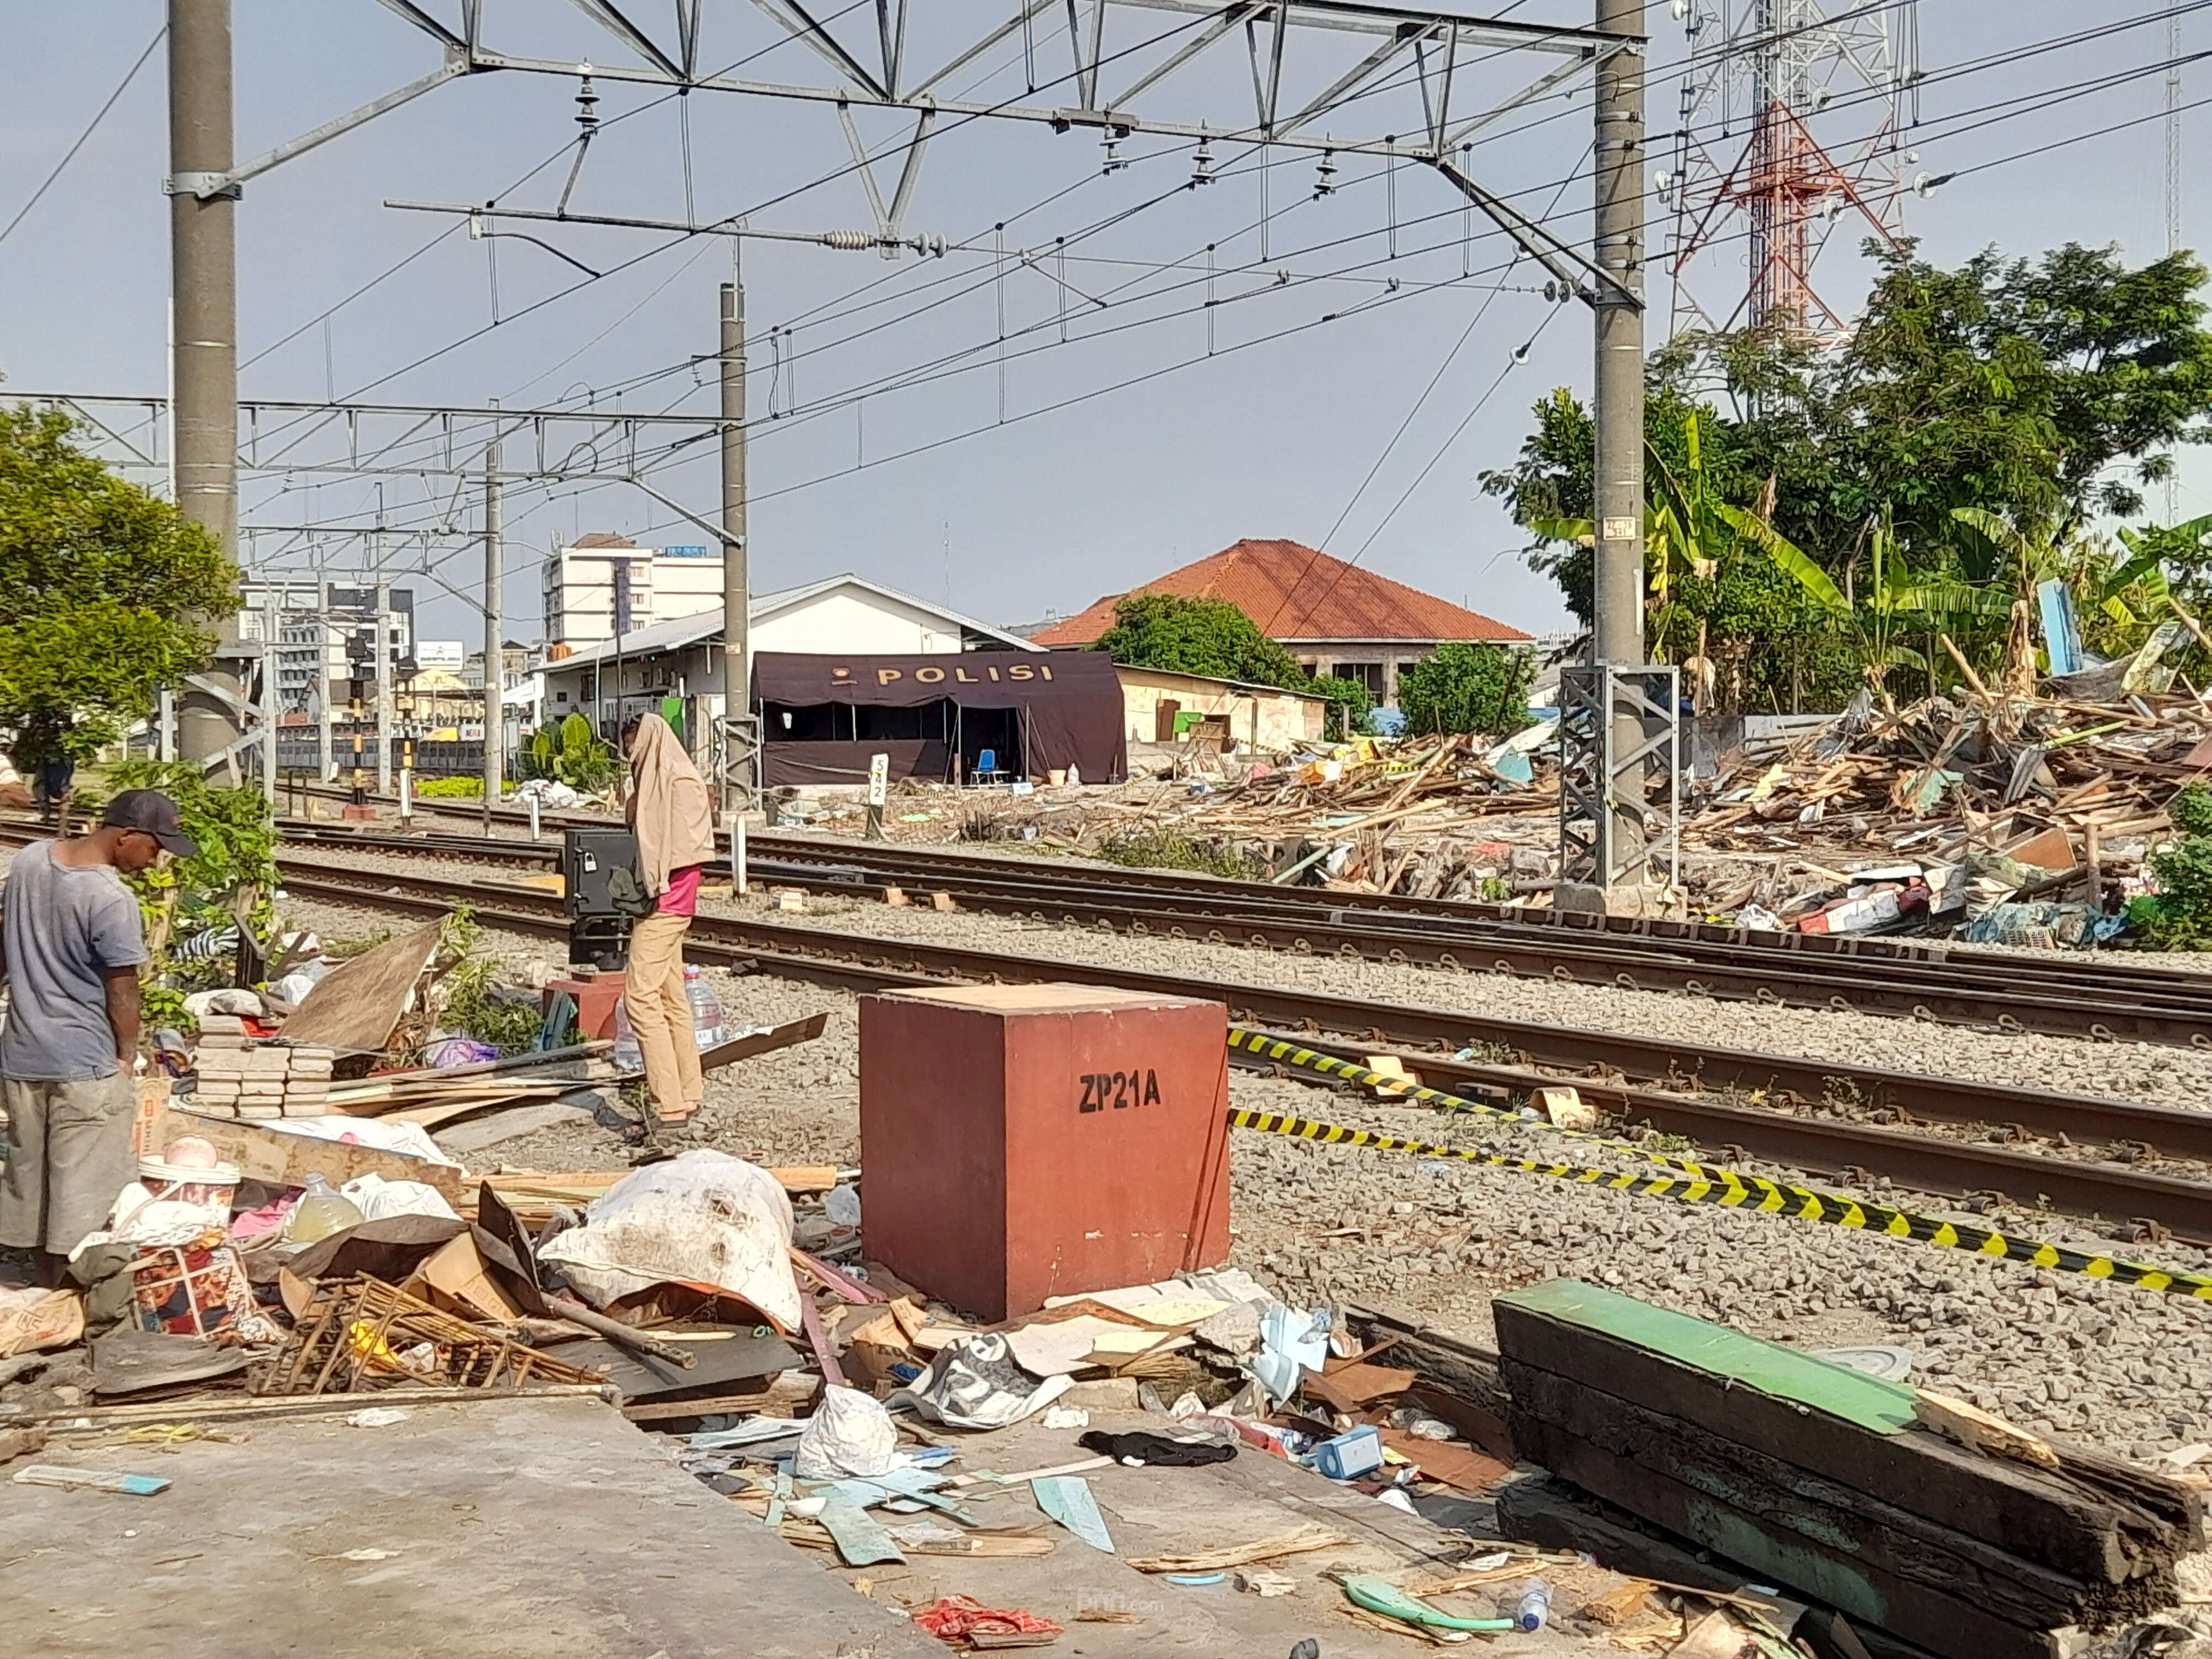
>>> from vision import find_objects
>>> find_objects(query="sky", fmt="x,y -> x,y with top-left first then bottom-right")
0,1 -> 2202,646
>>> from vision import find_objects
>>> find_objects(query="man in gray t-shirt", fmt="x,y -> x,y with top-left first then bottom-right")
0,789 -> 195,1281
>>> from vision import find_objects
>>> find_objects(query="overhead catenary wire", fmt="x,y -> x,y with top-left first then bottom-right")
254,18 -> 2194,520
596,70 -> 2212,535
523,15 -> 2212,460
301,45 -> 2212,566
0,24 -> 165,252
246,4 -> 2212,587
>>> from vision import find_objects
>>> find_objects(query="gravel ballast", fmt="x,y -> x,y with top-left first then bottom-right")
286,841 -> 2212,1110
232,853 -> 2212,1459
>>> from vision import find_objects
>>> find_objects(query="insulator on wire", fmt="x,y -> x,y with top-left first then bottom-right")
1193,138 -> 1215,186
575,71 -> 599,138
820,230 -> 874,249
1316,151 -> 1338,196
1102,134 -> 1126,174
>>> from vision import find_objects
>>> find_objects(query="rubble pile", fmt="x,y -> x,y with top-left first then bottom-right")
1687,687 -> 2212,938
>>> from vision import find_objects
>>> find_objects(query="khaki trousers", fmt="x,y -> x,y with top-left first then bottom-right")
625,911 -> 702,1114
0,1072 -> 137,1255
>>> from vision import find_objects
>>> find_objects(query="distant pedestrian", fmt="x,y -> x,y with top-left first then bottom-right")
11,714 -> 76,824
620,713 -> 716,1125
0,789 -> 195,1285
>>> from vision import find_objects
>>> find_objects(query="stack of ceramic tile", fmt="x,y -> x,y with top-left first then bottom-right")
283,1045 -> 335,1114
192,1018 -> 336,1119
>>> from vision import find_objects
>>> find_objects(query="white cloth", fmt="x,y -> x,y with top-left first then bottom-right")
340,1173 -> 461,1223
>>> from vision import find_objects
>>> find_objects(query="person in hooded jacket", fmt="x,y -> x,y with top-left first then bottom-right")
619,712 -> 718,1124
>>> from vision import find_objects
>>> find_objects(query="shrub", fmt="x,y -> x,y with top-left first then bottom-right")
1396,643 -> 1537,737
2145,783 -> 2212,950
1093,825 -> 1262,879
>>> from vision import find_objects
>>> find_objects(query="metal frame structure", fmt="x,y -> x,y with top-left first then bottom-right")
1661,0 -> 1918,339
1557,662 -> 1680,891
29,388 -> 727,800
170,2 -> 1639,309
155,2 -> 1653,877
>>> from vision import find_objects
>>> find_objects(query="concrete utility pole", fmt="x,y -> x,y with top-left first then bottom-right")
483,412 -> 503,833
1592,0 -> 1646,675
169,0 -> 243,762
316,577 -> 333,781
373,579 -> 393,795
1593,0 -> 1649,883
258,581 -> 278,805
719,272 -> 753,817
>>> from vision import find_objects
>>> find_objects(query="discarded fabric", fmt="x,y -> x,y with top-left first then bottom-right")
1077,1430 -> 1237,1469
911,1596 -> 1063,1644
886,1332 -> 1073,1430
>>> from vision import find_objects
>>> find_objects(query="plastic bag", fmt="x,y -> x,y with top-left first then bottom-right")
794,1384 -> 901,1480
885,1332 -> 1073,1430
341,1173 -> 461,1223
537,1149 -> 801,1330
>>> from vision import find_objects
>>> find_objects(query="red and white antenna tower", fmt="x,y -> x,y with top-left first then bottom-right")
1660,0 -> 1922,342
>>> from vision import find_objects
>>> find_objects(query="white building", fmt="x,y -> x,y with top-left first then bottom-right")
541,532 -> 727,648
536,573 -> 1037,739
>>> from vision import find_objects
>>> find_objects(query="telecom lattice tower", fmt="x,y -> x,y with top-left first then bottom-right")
1661,0 -> 1922,341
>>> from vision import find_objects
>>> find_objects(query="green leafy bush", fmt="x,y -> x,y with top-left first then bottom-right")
2145,782 -> 2212,950
1396,644 -> 1537,737
1093,593 -> 1307,688
520,713 -> 622,792
415,775 -> 483,797
1307,675 -> 1376,740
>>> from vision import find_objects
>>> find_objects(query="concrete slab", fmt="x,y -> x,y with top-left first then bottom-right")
1,1398 -> 1628,1658
0,1395 -> 940,1659
820,1410 -> 1618,1657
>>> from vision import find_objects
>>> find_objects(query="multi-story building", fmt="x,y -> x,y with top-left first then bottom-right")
541,533 -> 724,649
236,579 -> 416,715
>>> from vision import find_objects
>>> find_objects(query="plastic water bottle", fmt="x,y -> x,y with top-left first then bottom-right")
611,998 -> 643,1071
1514,1584 -> 1552,1632
286,1172 -> 366,1243
684,964 -> 726,1049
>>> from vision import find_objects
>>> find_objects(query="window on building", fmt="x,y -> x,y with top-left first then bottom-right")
1333,661 -> 1385,699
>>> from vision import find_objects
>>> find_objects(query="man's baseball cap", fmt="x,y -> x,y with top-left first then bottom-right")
102,789 -> 200,858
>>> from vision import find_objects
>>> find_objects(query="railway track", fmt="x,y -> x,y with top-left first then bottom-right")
243,842 -> 2212,1244
272,813 -> 2212,1052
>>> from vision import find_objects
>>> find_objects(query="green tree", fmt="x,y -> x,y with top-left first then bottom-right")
0,406 -> 235,766
1396,643 -> 1535,737
1306,674 -> 1375,741
1481,241 -> 2212,705
1092,592 -> 1308,687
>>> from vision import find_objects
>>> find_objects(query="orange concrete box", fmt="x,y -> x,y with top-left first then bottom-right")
544,975 -> 626,1042
858,983 -> 1232,1322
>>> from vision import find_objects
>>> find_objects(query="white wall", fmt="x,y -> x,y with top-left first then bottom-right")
754,586 -> 964,655
649,556 -> 726,625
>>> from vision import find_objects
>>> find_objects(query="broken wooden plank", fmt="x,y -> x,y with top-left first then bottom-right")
163,1107 -> 465,1200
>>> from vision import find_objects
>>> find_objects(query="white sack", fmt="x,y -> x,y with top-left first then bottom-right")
537,1148 -> 801,1331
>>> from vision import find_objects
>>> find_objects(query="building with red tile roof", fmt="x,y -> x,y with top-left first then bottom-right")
1026,538 -> 1531,705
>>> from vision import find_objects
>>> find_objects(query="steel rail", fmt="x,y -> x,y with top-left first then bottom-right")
272,816 -> 2212,1050
252,849 -> 2212,1239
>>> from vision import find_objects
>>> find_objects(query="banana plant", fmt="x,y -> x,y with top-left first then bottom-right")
2103,513 -> 2212,628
